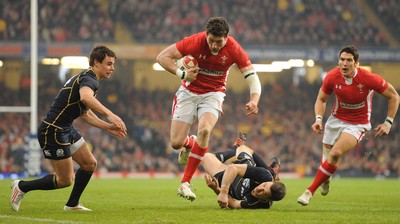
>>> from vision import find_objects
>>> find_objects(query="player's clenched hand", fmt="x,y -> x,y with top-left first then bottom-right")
311,120 -> 323,134
183,67 -> 199,82
374,123 -> 391,137
217,193 -> 229,209
245,101 -> 258,115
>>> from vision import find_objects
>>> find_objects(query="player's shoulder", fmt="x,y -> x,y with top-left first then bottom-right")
356,67 -> 379,78
182,32 -> 206,41
226,35 -> 243,49
80,69 -> 97,79
327,67 -> 341,75
324,67 -> 341,81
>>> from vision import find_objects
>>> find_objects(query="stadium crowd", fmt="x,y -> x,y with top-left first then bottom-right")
1,73 -> 399,178
1,0 -> 396,47
0,0 -> 115,42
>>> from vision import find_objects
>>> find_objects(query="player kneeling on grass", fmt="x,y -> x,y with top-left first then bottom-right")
200,133 -> 286,209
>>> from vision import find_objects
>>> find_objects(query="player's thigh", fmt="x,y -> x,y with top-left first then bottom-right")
236,145 -> 254,157
198,111 -> 218,131
170,120 -> 191,144
202,153 -> 226,176
72,142 -> 97,171
331,132 -> 358,156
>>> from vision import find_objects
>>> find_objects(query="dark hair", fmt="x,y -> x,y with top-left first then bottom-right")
270,181 -> 286,201
89,45 -> 117,66
205,17 -> 229,37
339,45 -> 359,62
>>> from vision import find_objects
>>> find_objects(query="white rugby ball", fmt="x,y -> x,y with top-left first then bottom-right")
176,55 -> 198,70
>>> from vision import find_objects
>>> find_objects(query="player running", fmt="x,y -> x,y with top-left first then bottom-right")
156,16 -> 261,201
297,46 -> 399,206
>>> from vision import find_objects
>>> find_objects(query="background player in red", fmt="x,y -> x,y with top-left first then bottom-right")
156,17 -> 261,201
297,46 -> 399,206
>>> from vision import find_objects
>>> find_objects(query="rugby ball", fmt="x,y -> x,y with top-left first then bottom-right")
176,55 -> 198,70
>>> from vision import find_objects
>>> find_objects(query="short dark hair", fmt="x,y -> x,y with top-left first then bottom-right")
205,17 -> 229,37
89,45 -> 117,66
339,45 -> 359,62
270,181 -> 286,201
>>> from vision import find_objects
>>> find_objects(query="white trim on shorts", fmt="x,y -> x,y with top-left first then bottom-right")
322,115 -> 371,145
171,86 -> 225,124
70,137 -> 85,155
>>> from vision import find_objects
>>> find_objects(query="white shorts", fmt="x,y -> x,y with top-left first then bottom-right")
323,115 -> 371,145
171,86 -> 225,124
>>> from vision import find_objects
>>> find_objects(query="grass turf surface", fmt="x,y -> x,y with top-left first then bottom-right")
0,177 -> 399,224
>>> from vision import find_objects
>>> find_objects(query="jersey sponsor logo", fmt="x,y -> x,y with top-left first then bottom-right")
335,85 -> 342,89
340,101 -> 365,109
199,68 -> 224,76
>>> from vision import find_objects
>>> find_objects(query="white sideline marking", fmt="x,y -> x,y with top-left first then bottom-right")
0,215 -> 90,224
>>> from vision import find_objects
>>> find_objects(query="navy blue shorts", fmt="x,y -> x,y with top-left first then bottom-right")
233,152 -> 256,167
38,122 -> 82,160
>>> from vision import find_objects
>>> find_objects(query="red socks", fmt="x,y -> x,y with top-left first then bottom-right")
183,136 -> 195,149
181,142 -> 207,183
307,160 -> 337,195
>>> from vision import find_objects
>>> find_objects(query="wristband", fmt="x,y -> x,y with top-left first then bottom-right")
384,117 -> 393,127
316,115 -> 323,121
175,68 -> 186,80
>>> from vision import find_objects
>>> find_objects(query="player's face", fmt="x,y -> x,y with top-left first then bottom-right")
338,52 -> 357,78
251,182 -> 274,200
206,34 -> 227,55
94,56 -> 116,80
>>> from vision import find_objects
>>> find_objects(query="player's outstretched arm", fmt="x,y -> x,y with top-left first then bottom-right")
79,86 -> 127,132
80,110 -> 127,139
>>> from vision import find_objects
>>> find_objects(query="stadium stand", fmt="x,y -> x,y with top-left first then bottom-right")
1,0 -> 397,47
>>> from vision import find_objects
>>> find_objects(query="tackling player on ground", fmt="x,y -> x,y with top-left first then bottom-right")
202,132 -> 285,209
297,45 -> 399,206
156,17 -> 261,201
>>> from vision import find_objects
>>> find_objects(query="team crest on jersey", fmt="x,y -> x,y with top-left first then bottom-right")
221,55 -> 228,64
357,84 -> 364,93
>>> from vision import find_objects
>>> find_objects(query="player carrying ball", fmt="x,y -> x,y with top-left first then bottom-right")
156,17 -> 262,201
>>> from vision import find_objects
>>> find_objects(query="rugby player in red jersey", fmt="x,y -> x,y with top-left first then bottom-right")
157,17 -> 261,201
297,46 -> 399,206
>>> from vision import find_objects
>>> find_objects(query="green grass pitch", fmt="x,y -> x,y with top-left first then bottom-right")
1,177 -> 399,223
